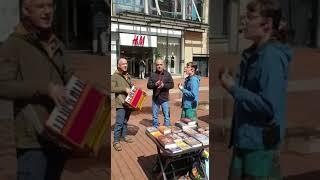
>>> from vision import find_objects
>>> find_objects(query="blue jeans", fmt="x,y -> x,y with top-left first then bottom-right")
114,108 -> 131,142
152,100 -> 170,128
17,148 -> 68,180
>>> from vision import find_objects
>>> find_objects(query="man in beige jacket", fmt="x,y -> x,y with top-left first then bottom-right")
111,58 -> 134,151
0,0 -> 73,179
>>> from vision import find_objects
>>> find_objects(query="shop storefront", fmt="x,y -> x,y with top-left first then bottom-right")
111,22 -> 183,77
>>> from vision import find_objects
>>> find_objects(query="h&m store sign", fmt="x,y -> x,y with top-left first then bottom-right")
119,33 -> 157,47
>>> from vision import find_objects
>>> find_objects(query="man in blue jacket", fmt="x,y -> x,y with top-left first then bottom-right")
178,62 -> 201,122
219,0 -> 293,179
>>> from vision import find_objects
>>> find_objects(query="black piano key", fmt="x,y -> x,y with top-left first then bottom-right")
56,114 -> 67,123
68,98 -> 77,106
56,115 -> 66,125
75,79 -> 85,89
70,89 -> 81,100
53,122 -> 63,131
58,108 -> 69,119
62,102 -> 73,112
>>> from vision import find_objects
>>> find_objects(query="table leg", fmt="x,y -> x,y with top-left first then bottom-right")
155,146 -> 167,180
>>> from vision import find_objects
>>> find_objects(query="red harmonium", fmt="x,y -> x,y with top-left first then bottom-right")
124,86 -> 147,110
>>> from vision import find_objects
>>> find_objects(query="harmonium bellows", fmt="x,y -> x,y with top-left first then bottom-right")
45,76 -> 109,154
124,86 -> 147,110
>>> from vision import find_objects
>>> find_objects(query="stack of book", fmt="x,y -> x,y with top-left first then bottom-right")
146,127 -> 163,139
191,133 -> 209,146
183,126 -> 199,136
165,133 -> 183,143
146,127 -> 158,133
158,126 -> 172,135
157,134 -> 178,149
176,141 -> 192,151
146,124 -> 209,154
180,118 -> 197,126
176,132 -> 190,139
170,126 -> 182,133
175,120 -> 197,129
183,137 -> 202,148
168,146 -> 183,153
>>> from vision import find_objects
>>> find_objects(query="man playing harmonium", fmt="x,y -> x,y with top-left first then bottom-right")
147,58 -> 174,128
0,0 -> 73,179
111,58 -> 134,151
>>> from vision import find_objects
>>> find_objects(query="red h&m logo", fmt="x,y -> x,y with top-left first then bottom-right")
132,35 -> 145,46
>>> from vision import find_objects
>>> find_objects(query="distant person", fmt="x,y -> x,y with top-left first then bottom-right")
92,1 -> 108,56
139,59 -> 146,79
219,0 -> 292,179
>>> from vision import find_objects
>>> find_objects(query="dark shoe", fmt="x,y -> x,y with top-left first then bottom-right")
113,142 -> 122,151
122,136 -> 134,143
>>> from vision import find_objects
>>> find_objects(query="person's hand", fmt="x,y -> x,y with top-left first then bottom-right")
48,83 -> 67,106
126,88 -> 131,94
158,81 -> 164,89
219,67 -> 235,91
155,80 -> 161,87
178,83 -> 184,90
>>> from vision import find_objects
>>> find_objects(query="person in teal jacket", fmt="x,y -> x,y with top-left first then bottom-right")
178,62 -> 201,122
219,0 -> 293,179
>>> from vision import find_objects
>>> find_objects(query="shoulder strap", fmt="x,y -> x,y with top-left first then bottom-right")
12,33 -> 67,85
117,72 -> 132,88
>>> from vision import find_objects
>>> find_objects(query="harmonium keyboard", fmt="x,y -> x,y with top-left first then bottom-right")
124,86 -> 147,110
45,76 -> 109,155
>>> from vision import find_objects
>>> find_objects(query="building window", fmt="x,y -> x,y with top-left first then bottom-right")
210,0 -> 229,38
149,0 -> 203,22
113,0 -> 144,15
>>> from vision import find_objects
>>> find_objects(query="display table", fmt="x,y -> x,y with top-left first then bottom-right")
146,130 -> 209,180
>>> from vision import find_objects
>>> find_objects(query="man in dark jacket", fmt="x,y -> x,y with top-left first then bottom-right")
0,0 -> 73,179
147,58 -> 174,128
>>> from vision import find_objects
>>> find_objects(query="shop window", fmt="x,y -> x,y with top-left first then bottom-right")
157,37 -> 181,74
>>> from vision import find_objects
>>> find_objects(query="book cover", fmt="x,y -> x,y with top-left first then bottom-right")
187,124 -> 198,129
181,118 -> 197,126
165,133 -> 183,143
183,137 -> 202,148
146,127 -> 159,133
183,126 -> 199,136
158,126 -> 172,135
192,133 -> 209,146
168,146 -> 183,154
157,135 -> 177,149
151,131 -> 163,139
176,141 -> 192,151
171,126 -> 182,133
175,121 -> 188,129
176,132 -> 190,139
